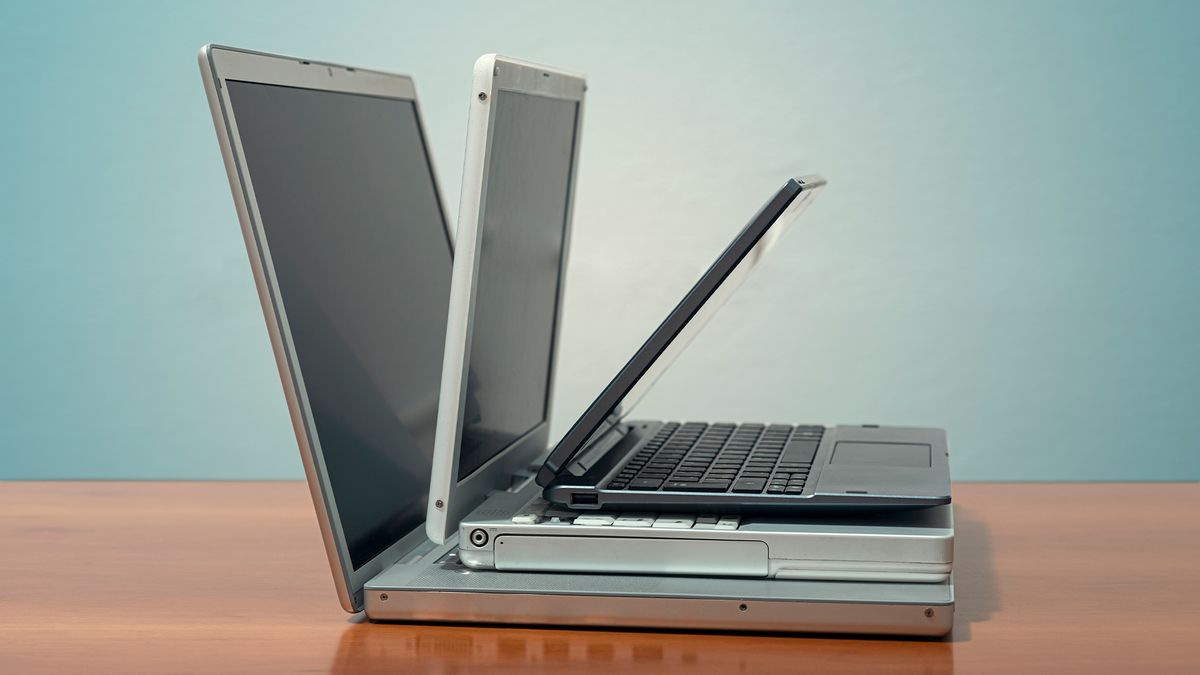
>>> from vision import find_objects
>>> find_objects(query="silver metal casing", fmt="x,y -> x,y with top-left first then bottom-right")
364,538 -> 954,636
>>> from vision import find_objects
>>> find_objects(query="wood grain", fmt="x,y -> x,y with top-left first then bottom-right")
0,482 -> 1196,673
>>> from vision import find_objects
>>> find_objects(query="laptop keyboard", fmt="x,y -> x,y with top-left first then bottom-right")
604,422 -> 824,495
511,500 -> 741,530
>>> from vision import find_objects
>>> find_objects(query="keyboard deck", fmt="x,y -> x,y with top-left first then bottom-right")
605,422 -> 824,495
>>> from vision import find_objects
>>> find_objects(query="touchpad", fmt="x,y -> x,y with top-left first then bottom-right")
832,442 -> 931,468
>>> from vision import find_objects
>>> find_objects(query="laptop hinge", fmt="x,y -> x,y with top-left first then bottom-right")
564,416 -> 628,477
508,467 -> 537,492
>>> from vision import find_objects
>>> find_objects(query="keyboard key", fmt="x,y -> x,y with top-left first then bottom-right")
628,478 -> 663,490
574,513 -> 617,526
715,516 -> 741,530
781,439 -> 819,464
732,478 -> 766,493
652,515 -> 696,529
663,480 -> 731,492
612,513 -> 657,528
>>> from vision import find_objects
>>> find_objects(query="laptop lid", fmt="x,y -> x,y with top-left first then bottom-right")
199,45 -> 453,612
425,55 -> 585,543
537,176 -> 826,486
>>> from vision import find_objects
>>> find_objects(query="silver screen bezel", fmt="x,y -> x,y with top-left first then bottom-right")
425,55 -> 586,543
199,44 -> 453,612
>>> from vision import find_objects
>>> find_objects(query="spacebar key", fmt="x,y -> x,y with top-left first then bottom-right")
781,439 -> 819,464
663,481 -> 731,492
731,478 -> 766,493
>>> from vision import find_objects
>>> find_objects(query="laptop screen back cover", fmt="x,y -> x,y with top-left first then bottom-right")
538,176 -> 826,485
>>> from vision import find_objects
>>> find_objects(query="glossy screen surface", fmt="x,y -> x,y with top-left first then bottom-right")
456,90 -> 580,480
226,81 -> 451,569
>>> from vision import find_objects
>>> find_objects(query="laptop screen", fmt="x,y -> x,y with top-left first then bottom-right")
536,177 -> 824,486
225,81 -> 451,570
455,90 -> 580,480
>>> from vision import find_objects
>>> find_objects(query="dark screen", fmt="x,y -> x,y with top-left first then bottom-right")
456,91 -> 580,479
226,81 -> 451,570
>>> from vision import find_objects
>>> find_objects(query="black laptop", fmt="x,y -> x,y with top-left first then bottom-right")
538,176 -> 952,513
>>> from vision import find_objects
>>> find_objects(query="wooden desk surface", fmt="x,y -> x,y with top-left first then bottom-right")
0,482 -> 1196,673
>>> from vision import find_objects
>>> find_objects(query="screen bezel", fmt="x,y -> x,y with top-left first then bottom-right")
200,44 -> 453,612
425,55 -> 586,543
536,177 -> 826,486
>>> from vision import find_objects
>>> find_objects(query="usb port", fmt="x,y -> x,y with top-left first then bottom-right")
571,492 -> 598,506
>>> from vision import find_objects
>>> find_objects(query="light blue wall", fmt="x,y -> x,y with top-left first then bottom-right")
2,1 -> 1197,480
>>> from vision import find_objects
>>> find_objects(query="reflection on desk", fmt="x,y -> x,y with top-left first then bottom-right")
331,622 -> 953,674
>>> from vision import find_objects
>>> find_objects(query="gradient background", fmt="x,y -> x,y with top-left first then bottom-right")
2,1 -> 1197,480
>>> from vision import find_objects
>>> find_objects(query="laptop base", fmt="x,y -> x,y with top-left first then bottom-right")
365,543 -> 954,636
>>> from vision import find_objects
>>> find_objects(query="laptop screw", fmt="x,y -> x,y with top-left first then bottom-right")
435,499 -> 444,509
380,593 -> 388,602
478,92 -> 488,102
924,608 -> 935,618
738,603 -> 748,612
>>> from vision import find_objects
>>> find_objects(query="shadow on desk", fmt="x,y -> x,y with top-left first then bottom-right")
949,504 -> 1000,642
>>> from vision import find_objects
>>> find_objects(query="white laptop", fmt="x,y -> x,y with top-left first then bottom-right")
201,45 -> 953,634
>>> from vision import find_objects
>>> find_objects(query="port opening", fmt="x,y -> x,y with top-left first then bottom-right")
571,493 -> 598,506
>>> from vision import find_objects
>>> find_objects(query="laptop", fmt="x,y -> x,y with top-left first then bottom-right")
200,45 -> 953,635
537,183 -> 955,512
460,481 -> 954,582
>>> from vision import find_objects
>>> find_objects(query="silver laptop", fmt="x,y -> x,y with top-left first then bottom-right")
460,482 -> 953,582
200,45 -> 953,634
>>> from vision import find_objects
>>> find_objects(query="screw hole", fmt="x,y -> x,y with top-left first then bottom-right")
924,608 -> 935,618
478,92 -> 488,101
738,603 -> 748,612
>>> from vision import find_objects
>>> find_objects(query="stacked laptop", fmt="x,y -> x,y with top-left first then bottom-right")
200,45 -> 955,636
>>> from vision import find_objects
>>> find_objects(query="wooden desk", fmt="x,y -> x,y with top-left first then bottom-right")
0,482 -> 1196,673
